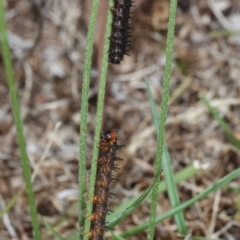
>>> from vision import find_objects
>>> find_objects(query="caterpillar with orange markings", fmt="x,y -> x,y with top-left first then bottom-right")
109,0 -> 134,64
87,131 -> 124,240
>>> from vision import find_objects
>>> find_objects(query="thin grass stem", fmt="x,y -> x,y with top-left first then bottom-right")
147,0 -> 178,239
78,0 -> 101,238
0,1 -> 41,239
83,0 -> 114,238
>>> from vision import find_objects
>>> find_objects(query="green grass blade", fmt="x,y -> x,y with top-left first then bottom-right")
211,30 -> 240,37
0,1 -> 41,239
107,164 -> 199,228
120,167 -> 240,238
163,148 -> 187,233
146,79 -> 187,233
0,122 -> 60,220
200,95 -> 240,150
192,237 -> 225,240
0,189 -> 24,219
83,0 -> 114,238
147,0 -> 178,239
107,181 -> 154,228
61,165 -> 200,239
145,78 -> 160,131
78,0 -> 100,238
43,219 -> 65,240
110,230 -> 125,240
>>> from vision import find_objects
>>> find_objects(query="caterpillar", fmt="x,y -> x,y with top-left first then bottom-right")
87,131 -> 124,240
109,0 -> 133,64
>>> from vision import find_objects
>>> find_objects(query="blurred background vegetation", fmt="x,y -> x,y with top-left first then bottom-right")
1,0 -> 240,239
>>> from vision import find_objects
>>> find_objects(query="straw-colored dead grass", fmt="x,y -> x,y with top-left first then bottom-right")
1,0 -> 240,239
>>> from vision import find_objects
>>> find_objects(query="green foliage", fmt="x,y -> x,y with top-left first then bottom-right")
147,0 -> 178,239
200,95 -> 240,150
82,0 -> 114,239
119,167 -> 240,238
0,1 -> 41,239
146,79 -> 187,234
78,0 -> 101,237
2,0 -> 240,239
43,219 -> 65,240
